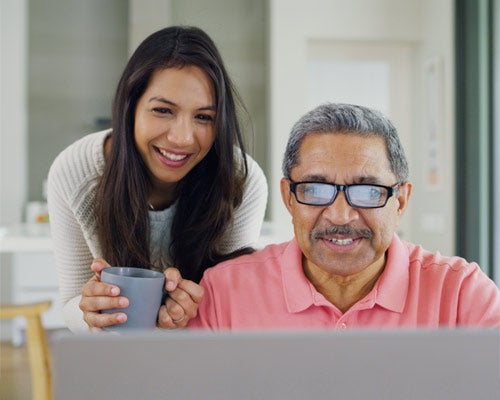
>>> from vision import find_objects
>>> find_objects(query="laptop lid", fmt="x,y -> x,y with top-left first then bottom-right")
51,329 -> 500,400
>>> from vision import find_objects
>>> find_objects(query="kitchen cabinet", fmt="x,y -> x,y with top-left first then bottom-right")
0,224 -> 64,345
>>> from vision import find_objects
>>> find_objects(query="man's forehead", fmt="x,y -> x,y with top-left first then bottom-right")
293,132 -> 393,181
297,132 -> 388,161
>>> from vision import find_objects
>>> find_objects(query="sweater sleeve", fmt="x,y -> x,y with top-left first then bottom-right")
217,153 -> 268,254
47,132 -> 107,332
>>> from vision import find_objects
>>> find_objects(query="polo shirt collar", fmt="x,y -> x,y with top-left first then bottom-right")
280,239 -> 320,313
280,235 -> 410,314
372,234 -> 409,313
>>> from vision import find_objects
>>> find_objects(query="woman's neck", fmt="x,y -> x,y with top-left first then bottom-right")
148,180 -> 178,211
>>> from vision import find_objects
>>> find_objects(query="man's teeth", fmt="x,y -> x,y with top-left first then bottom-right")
158,148 -> 187,161
329,238 -> 354,245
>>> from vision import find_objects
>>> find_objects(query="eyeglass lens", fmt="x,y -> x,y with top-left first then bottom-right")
294,182 -> 391,208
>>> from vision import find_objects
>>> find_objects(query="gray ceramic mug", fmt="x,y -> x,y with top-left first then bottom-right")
101,266 -> 165,330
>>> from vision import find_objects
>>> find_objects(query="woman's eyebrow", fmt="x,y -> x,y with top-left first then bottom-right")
148,96 -> 176,105
148,96 -> 216,111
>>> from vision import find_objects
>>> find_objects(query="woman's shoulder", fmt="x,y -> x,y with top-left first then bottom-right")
48,130 -> 110,195
242,152 -> 268,196
49,130 -> 109,177
244,152 -> 262,171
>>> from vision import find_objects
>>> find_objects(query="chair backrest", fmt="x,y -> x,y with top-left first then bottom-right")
0,301 -> 53,400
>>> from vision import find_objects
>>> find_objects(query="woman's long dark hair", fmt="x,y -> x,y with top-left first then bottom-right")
96,26 -> 250,282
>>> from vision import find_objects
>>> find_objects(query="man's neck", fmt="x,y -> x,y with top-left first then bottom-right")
304,258 -> 386,314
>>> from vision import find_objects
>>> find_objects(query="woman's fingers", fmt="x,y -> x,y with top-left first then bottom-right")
80,269 -> 129,329
80,292 -> 129,328
157,279 -> 204,328
83,309 -> 127,329
80,290 -> 129,312
81,275 -> 120,297
90,258 -> 111,279
163,267 -> 182,291
171,279 -> 204,309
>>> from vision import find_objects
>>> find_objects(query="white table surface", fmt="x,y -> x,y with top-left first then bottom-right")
0,221 -> 291,254
0,223 -> 53,253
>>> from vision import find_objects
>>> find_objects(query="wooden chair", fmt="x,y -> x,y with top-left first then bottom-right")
0,300 -> 53,400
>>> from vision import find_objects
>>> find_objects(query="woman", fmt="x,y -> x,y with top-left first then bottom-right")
47,26 -> 268,332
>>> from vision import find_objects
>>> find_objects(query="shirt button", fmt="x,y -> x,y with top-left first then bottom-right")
340,322 -> 347,330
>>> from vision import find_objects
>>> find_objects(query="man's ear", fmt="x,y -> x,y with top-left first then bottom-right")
396,181 -> 412,216
280,178 -> 294,215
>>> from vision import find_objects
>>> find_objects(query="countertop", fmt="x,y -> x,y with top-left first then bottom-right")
0,221 -> 290,254
0,223 -> 53,253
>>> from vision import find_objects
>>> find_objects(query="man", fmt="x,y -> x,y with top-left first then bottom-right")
188,103 -> 500,329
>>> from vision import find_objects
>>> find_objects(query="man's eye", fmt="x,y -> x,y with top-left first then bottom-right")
368,187 -> 383,199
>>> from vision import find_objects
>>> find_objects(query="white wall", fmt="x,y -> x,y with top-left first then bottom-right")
128,0 -> 171,54
269,0 -> 455,255
27,0 -> 129,201
0,0 -> 27,339
0,0 -> 27,227
411,0 -> 455,254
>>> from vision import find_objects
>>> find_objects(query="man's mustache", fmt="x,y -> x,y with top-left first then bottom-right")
311,225 -> 373,240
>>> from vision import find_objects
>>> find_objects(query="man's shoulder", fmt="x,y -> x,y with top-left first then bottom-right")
205,241 -> 294,277
404,240 -> 478,276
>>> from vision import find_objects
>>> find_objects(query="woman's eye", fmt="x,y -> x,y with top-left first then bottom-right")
196,114 -> 214,123
152,107 -> 171,115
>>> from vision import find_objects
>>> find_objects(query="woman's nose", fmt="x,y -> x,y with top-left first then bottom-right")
167,116 -> 195,146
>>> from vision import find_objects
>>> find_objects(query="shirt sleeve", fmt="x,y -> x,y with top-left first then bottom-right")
217,153 -> 268,254
457,263 -> 500,327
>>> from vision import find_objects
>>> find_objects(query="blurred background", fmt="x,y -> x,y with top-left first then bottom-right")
1,0 -> 499,341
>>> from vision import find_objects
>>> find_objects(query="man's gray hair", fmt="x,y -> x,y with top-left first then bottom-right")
282,103 -> 409,182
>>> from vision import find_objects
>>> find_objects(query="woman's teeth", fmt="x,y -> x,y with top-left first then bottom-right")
158,148 -> 188,161
329,238 -> 354,245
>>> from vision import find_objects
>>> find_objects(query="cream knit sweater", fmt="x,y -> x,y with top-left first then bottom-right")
47,130 -> 268,332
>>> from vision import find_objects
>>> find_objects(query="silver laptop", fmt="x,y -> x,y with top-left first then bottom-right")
51,329 -> 500,400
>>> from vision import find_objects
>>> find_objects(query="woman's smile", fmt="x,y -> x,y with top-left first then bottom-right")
154,145 -> 191,166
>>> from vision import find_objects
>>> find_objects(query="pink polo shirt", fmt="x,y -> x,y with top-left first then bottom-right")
188,235 -> 500,330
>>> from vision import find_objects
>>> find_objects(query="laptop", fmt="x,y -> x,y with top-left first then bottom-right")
51,328 -> 500,400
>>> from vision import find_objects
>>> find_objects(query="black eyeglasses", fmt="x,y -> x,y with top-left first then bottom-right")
289,181 -> 400,209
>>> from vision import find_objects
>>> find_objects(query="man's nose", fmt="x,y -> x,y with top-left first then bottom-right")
321,190 -> 359,225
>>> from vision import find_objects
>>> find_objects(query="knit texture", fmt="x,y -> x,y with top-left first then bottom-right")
47,130 -> 268,332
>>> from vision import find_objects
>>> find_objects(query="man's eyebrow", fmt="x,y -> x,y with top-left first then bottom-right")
148,96 -> 216,111
355,176 -> 384,184
299,174 -> 328,182
298,175 -> 385,184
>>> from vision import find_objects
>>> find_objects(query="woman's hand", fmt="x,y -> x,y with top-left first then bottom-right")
157,267 -> 204,329
79,258 -> 129,331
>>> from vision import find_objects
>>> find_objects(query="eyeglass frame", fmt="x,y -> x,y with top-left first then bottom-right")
288,180 -> 401,209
